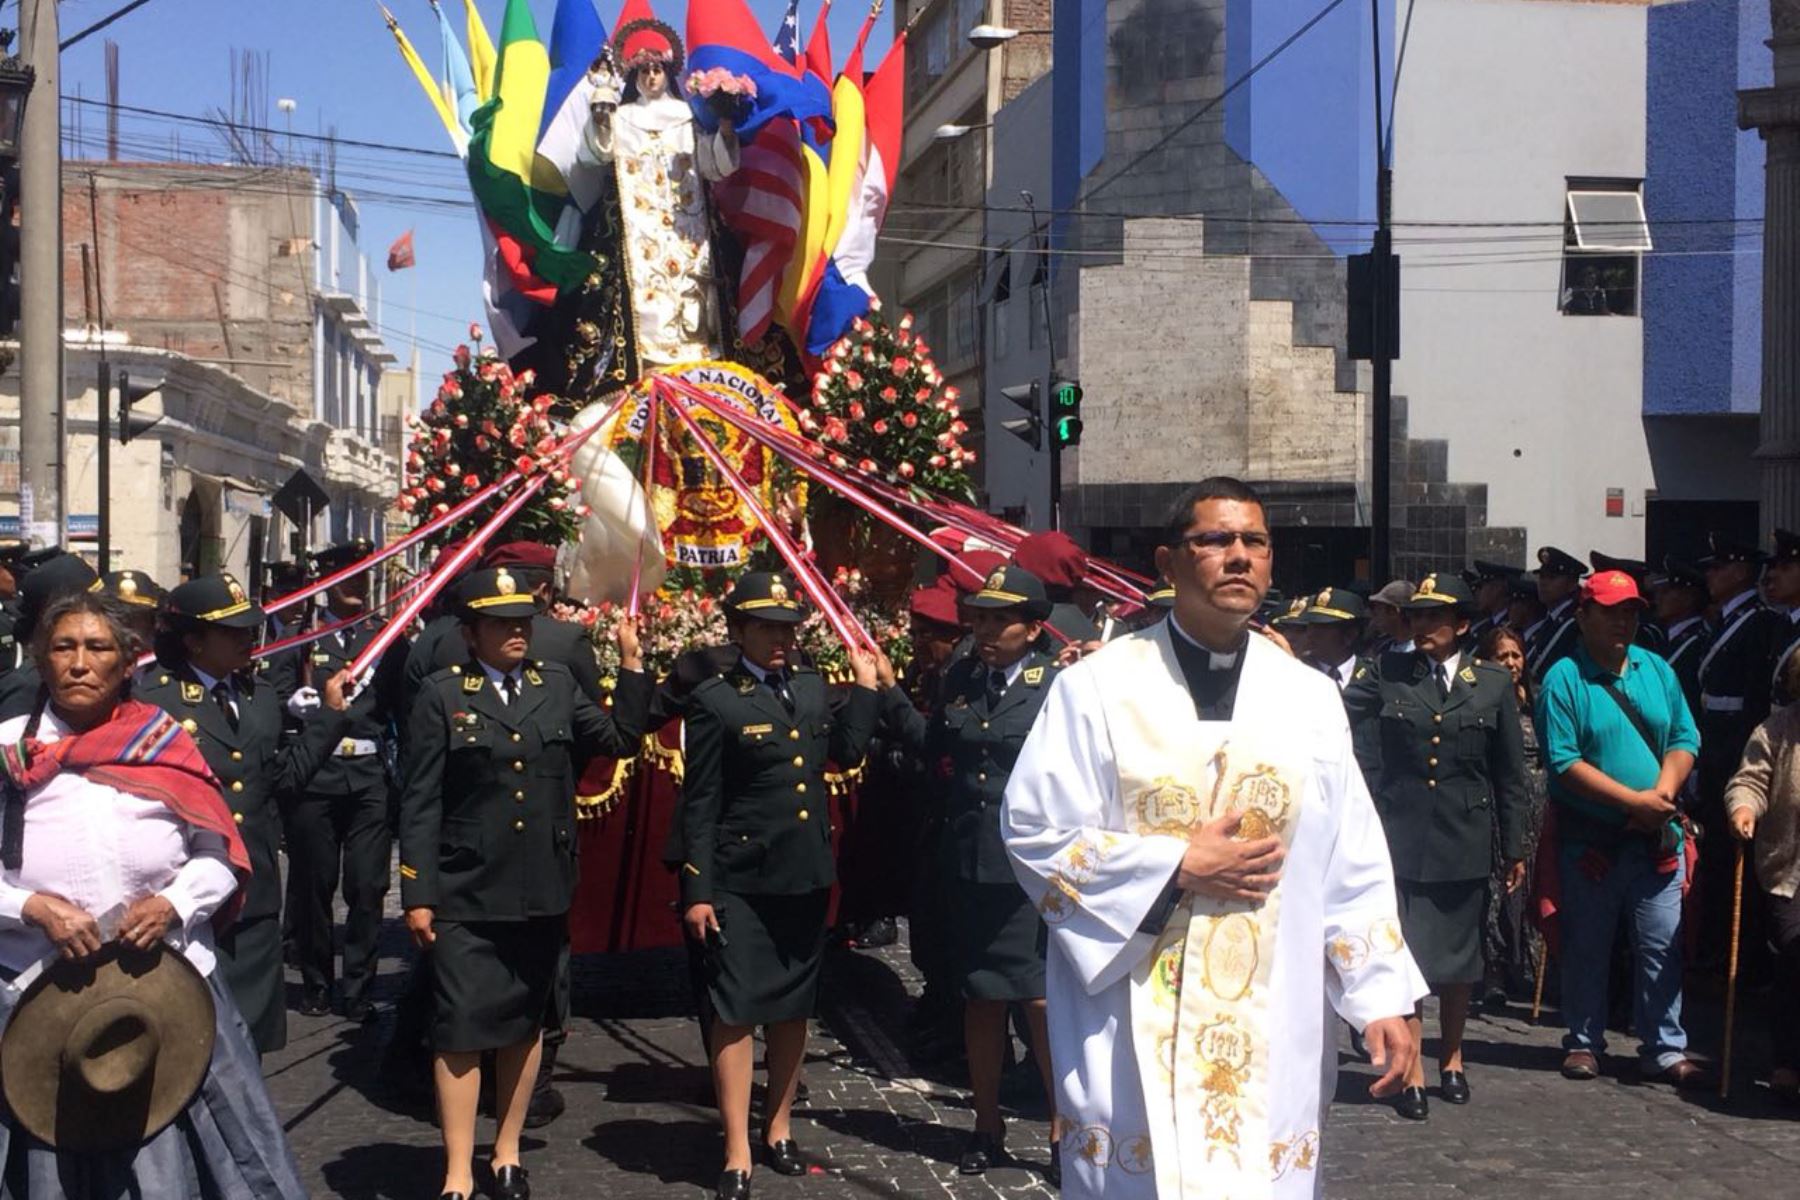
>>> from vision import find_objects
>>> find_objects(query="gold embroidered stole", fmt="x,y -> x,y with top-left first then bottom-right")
1091,629 -> 1307,1200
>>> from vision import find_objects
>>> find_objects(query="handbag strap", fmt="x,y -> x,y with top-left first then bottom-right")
1597,675 -> 1664,761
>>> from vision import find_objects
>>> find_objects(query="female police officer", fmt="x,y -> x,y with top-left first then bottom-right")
877,563 -> 1061,1181
1343,573 -> 1528,1121
399,567 -> 650,1200
678,572 -> 879,1200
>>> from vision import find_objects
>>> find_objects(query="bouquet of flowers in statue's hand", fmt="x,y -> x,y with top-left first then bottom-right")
796,566 -> 914,680
686,67 -> 757,123
801,303 -> 977,500
397,328 -> 588,551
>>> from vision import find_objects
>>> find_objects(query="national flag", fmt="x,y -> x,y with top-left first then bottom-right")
465,0 -> 595,301
535,0 -> 611,215
773,0 -> 801,63
833,31 -> 903,294
386,229 -> 416,271
686,0 -> 834,140
431,0 -> 480,143
799,2 -> 834,149
379,4 -> 462,149
712,118 -> 805,342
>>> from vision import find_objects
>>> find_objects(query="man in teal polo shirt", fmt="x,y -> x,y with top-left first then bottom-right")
1537,569 -> 1709,1088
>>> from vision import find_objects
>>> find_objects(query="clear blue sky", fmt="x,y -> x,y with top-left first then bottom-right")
55,0 -> 893,405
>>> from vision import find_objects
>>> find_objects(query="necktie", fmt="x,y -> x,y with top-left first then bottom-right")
1435,664 -> 1451,700
212,682 -> 239,732
986,669 -> 1007,708
500,675 -> 519,705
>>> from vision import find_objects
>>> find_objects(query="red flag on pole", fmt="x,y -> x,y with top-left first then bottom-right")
386,229 -> 416,271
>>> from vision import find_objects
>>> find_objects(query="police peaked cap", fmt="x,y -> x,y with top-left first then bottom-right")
166,573 -> 265,630
1700,532 -> 1767,568
965,564 -> 1052,621
99,570 -> 165,609
1772,529 -> 1800,566
1401,573 -> 1477,612
1301,587 -> 1369,625
456,567 -> 539,620
725,571 -> 807,624
1534,546 -> 1585,578
310,539 -> 376,572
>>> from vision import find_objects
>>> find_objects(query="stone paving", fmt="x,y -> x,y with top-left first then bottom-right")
265,915 -> 1800,1198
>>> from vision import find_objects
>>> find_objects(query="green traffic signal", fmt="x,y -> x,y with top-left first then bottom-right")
1052,415 -> 1084,447
1050,380 -> 1082,446
1053,382 -> 1082,410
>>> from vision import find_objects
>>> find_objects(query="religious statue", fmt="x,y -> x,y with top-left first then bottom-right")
581,19 -> 740,372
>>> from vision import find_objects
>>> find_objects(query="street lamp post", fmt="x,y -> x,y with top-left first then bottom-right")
0,46 -> 36,161
965,24 -> 1052,50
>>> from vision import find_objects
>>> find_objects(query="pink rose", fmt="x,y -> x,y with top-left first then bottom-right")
462,473 -> 480,488
468,322 -> 485,341
891,357 -> 911,373
929,454 -> 947,468
858,458 -> 876,473
880,386 -> 898,402
901,412 -> 919,429
844,371 -> 864,390
454,414 -> 469,428
516,455 -> 536,474
871,419 -> 888,434
898,462 -> 915,478
397,495 -> 416,512
849,402 -> 865,421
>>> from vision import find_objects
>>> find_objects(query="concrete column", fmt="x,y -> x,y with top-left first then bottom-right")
1744,1 -> 1800,535
16,0 -> 61,546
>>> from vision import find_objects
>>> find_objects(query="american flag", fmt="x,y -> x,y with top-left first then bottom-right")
713,0 -> 807,344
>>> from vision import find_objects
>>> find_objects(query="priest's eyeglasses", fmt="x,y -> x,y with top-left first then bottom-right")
1174,530 -> 1273,558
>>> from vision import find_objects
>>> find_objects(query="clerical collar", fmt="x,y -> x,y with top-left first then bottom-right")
1166,614 -> 1243,670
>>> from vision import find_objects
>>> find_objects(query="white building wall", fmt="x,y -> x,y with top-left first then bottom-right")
1390,0 -> 1652,560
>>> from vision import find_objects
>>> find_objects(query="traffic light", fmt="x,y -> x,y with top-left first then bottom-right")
117,371 -> 165,444
999,380 -> 1041,450
1050,379 -> 1083,448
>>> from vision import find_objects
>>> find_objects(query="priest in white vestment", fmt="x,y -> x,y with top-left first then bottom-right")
1003,478 -> 1427,1199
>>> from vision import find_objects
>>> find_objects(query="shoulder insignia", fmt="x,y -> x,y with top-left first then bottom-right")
462,674 -> 484,694
1354,666 -> 1369,680
1023,666 -> 1046,687
524,666 -> 544,687
683,863 -> 702,876
255,659 -> 271,674
399,864 -> 418,880
1460,666 -> 1478,684
735,675 -> 757,696
179,681 -> 203,705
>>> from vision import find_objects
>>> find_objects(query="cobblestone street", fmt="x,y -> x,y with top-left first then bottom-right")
265,918 -> 1800,1198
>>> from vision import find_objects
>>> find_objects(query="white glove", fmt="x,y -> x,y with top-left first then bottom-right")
285,686 -> 322,719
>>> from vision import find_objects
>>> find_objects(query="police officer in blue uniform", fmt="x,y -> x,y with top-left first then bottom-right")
1528,547 -> 1585,682
1652,557 -> 1710,718
399,566 -> 651,1200
877,564 -> 1062,1180
678,572 -> 879,1200
137,572 -> 353,1054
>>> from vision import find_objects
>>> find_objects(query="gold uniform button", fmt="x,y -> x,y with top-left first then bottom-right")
1430,735 -> 1441,746
230,781 -> 244,794
513,819 -> 525,831
1427,779 -> 1438,789
1428,757 -> 1438,768
1433,714 -> 1443,724
789,730 -> 800,741
512,732 -> 522,743
232,812 -> 244,825
797,809 -> 810,821
230,750 -> 243,762
513,760 -> 525,772
514,790 -> 526,801
792,756 -> 805,767
978,772 -> 988,783
795,783 -> 807,794
981,721 -> 990,730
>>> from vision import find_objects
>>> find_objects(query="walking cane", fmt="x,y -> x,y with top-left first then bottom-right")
1530,940 -> 1548,1023
1721,841 -> 1746,1101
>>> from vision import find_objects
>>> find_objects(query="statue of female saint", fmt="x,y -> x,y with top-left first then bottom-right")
582,19 -> 740,372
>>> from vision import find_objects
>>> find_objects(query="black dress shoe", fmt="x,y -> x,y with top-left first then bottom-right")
715,1169 -> 752,1200
1395,1086 -> 1430,1121
1045,1139 -> 1062,1187
492,1164 -> 530,1200
342,997 -> 375,1024
852,916 -> 898,948
958,1131 -> 1004,1175
1440,1070 -> 1471,1104
762,1139 -> 806,1176
298,988 -> 330,1018
524,1085 -> 565,1129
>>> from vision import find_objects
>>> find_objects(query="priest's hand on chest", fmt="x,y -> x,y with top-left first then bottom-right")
1174,813 -> 1285,904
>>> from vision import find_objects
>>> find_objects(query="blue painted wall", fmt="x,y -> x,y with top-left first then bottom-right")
1225,0 -> 1388,255
1643,0 -> 1769,416
1050,0 -> 1108,265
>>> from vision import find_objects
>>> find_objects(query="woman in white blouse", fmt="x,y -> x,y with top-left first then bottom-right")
0,590 -> 308,1197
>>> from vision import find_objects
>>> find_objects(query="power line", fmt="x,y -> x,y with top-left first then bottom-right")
61,95 -> 463,161
59,0 -> 158,52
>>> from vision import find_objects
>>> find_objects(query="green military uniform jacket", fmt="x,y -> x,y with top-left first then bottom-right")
679,663 -> 879,907
880,650 -> 1059,885
1343,651 -> 1529,883
398,659 -> 651,921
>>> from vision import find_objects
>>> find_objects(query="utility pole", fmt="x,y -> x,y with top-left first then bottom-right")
18,0 -> 61,548
1022,189 -> 1060,529
89,172 -> 111,570
1370,164 -> 1393,584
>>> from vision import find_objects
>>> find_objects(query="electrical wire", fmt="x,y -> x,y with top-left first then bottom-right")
59,0 -> 158,52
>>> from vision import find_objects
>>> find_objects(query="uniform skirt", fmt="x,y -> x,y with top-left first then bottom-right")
707,889 -> 830,1027
1397,878 -> 1487,986
431,915 -> 563,1053
215,912 -> 284,1055
949,877 -> 1046,1001
0,970 -> 308,1199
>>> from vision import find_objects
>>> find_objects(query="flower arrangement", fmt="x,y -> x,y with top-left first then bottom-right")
800,302 -> 976,499
686,67 -> 757,122
397,327 -> 588,551
796,566 -> 914,679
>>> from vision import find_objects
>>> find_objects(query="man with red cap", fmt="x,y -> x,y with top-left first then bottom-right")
1535,569 -> 1707,1089
1011,530 -> 1105,643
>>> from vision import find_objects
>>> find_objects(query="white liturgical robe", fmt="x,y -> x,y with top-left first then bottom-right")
1003,623 -> 1426,1200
